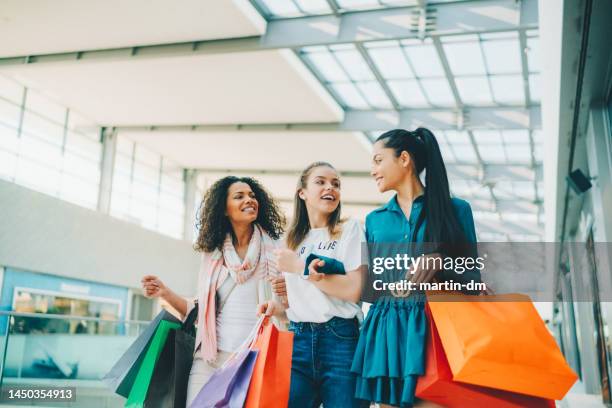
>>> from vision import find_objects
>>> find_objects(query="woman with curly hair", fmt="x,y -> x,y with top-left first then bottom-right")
140,176 -> 285,405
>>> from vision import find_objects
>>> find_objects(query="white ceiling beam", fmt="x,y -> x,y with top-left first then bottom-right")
0,0 -> 538,67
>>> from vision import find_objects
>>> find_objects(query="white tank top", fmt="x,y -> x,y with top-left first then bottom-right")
215,274 -> 259,352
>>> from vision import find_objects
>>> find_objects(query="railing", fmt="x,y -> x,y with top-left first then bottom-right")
0,311 -> 151,406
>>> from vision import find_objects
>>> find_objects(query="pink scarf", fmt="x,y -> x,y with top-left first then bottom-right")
194,225 -> 280,361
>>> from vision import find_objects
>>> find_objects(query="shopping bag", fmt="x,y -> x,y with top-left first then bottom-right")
427,293 -> 578,400
244,318 -> 293,408
144,307 -> 198,408
416,305 -> 555,407
103,310 -> 180,397
189,347 -> 259,408
125,320 -> 181,408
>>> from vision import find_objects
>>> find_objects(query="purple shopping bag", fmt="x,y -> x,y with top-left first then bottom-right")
189,348 -> 259,408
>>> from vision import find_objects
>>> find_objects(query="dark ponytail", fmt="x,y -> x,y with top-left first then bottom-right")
376,128 -> 466,246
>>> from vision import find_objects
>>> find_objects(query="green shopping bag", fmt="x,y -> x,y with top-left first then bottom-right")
125,320 -> 180,407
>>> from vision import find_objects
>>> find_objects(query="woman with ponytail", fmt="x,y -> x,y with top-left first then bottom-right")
351,128 -> 481,407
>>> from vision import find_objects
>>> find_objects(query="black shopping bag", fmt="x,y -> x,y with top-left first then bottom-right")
144,306 -> 198,408
103,309 -> 181,397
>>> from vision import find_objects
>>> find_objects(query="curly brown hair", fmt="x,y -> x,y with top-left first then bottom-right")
193,176 -> 285,253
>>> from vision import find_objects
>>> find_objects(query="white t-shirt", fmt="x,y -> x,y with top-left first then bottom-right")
285,218 -> 364,323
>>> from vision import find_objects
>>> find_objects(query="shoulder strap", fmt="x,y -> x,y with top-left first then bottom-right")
217,278 -> 238,314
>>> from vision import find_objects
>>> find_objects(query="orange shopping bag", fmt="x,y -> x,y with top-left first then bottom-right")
244,318 -> 293,408
427,293 -> 578,400
416,304 -> 555,407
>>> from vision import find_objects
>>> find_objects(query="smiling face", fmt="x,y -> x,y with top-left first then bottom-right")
225,181 -> 259,225
298,165 -> 341,216
371,140 -> 413,192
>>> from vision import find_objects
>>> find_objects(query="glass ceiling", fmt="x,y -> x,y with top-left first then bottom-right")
252,1 -> 543,242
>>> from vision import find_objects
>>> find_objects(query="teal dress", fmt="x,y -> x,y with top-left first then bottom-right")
351,194 -> 479,407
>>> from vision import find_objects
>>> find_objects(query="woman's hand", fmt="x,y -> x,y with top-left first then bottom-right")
141,275 -> 169,299
274,249 -> 305,274
408,253 -> 443,285
307,258 -> 325,282
269,275 -> 287,297
257,300 -> 285,318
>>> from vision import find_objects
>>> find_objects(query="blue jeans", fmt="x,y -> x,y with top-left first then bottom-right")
288,317 -> 368,408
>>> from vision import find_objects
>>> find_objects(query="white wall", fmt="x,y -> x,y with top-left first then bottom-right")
0,179 -> 199,297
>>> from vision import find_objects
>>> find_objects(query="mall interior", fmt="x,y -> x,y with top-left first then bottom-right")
0,0 -> 611,406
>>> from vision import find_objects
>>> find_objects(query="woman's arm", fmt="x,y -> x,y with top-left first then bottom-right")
141,275 -> 189,318
307,259 -> 364,303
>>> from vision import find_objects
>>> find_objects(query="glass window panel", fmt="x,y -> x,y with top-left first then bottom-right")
473,130 -> 502,144
0,98 -> 21,128
388,80 -> 429,107
356,81 -> 392,108
0,149 -> 17,180
294,0 -> 332,14
303,50 -> 349,82
529,74 -> 540,103
135,145 -> 161,167
161,174 -> 184,196
512,182 -> 535,200
490,75 -> 524,104
455,77 -> 493,105
402,42 -> 445,78
112,172 -> 131,195
116,136 -> 134,155
478,144 -> 506,162
367,46 -> 414,79
502,129 -> 530,144
452,145 -> 477,162
336,0 -> 380,10
493,181 -> 513,199
258,0 -> 301,16
0,75 -> 25,104
159,194 -> 184,214
443,41 -> 487,76
420,78 -> 456,107
132,162 -> 159,186
132,182 -> 159,204
479,31 -> 518,40
63,152 -> 101,183
532,130 -> 543,143
437,142 -> 455,162
19,134 -> 62,169
505,145 -> 531,163
0,123 -> 19,153
526,37 -> 540,73
114,153 -> 133,176
331,82 -> 369,108
26,92 -> 67,124
65,131 -> 102,161
16,159 -> 61,194
481,39 -> 522,74
334,48 -> 375,81
21,111 -> 64,146
444,130 -> 471,144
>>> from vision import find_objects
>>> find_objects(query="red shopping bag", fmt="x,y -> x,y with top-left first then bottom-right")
416,305 -> 555,407
427,293 -> 577,400
244,318 -> 293,408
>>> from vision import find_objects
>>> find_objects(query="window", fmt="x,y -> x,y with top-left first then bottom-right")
0,75 -> 102,209
110,136 -> 186,239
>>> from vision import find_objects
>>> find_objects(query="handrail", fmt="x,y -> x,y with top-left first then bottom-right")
0,310 -> 151,325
